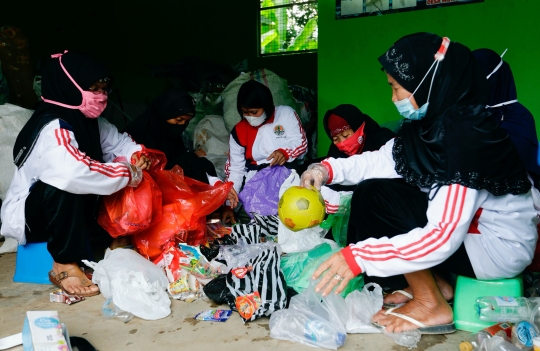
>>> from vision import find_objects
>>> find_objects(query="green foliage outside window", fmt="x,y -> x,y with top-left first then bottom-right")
260,0 -> 318,55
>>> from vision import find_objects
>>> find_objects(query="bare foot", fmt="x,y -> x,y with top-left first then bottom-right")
372,297 -> 453,333
383,274 -> 454,306
383,288 -> 413,305
434,273 -> 454,301
109,236 -> 132,250
52,262 -> 99,296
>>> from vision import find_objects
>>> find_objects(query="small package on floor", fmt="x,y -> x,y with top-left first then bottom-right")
22,310 -> 72,351
49,290 -> 85,305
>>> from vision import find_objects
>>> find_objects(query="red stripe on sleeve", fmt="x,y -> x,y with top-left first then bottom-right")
341,246 -> 363,276
58,129 -> 129,178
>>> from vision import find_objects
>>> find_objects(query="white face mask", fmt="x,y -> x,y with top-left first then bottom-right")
245,112 -> 266,127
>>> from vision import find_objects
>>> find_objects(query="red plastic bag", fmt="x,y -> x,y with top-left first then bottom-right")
133,166 -> 232,259
97,171 -> 162,237
97,148 -> 167,238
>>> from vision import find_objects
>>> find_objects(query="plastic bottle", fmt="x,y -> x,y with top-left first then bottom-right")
460,322 -> 513,351
480,336 -> 521,351
475,297 -> 540,323
303,319 -> 346,348
102,297 -> 134,323
510,320 -> 537,350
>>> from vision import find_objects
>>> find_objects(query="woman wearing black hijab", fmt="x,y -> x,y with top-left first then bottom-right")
123,88 -> 218,183
301,33 -> 537,334
1,51 -> 149,297
323,104 -> 395,159
319,104 -> 397,211
473,48 -> 540,190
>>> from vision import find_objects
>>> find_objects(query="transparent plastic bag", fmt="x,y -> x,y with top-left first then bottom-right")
218,242 -> 281,269
344,283 -> 383,333
270,282 -> 347,350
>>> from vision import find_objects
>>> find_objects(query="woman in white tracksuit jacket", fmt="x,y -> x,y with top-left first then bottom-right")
301,33 -> 538,334
1,51 -> 150,297
223,80 -> 307,221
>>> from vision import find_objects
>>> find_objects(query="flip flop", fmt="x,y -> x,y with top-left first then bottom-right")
383,290 -> 413,309
372,307 -> 456,335
48,268 -> 100,298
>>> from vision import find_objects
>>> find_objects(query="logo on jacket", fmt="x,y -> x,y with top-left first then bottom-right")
274,125 -> 285,136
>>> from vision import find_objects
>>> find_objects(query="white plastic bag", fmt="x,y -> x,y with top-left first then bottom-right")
83,248 -> 171,320
270,282 -> 347,349
192,115 -> 229,179
277,170 -> 327,253
0,103 -> 33,201
344,283 -> 383,334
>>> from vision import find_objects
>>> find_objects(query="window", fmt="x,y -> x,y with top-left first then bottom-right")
259,0 -> 318,56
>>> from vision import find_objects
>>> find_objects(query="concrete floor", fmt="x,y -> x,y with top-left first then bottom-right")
0,248 -> 466,351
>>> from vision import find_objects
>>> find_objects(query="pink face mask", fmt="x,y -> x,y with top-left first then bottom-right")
41,51 -> 108,118
336,122 -> 366,156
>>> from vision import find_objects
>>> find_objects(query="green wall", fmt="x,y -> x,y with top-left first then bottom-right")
318,0 -> 540,156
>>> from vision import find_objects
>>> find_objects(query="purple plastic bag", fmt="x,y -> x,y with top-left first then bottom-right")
239,166 -> 292,218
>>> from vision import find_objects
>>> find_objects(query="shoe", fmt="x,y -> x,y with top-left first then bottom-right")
383,289 -> 413,309
372,307 -> 456,335
48,267 -> 100,298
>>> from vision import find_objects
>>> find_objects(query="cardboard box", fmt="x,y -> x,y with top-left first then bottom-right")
24,311 -> 69,351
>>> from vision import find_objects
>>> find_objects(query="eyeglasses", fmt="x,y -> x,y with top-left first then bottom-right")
88,86 -> 112,95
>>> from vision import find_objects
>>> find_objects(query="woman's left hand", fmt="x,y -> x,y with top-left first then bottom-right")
312,251 -> 356,296
132,153 -> 152,170
267,149 -> 286,166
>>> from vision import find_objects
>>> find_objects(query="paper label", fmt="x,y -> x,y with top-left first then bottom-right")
494,296 -> 519,307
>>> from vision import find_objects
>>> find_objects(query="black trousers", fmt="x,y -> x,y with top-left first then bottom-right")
347,178 -> 476,291
24,181 -> 111,263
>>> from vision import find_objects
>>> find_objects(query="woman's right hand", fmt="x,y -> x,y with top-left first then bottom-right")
221,207 -> 237,225
300,163 -> 329,190
227,187 -> 239,209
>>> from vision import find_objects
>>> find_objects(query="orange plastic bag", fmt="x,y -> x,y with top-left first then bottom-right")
97,149 -> 167,237
133,166 -> 232,259
97,170 -> 162,237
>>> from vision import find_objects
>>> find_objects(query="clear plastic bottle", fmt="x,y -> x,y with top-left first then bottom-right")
510,320 -> 537,349
475,297 -> 540,323
480,336 -> 521,351
303,319 -> 346,348
102,297 -> 134,323
460,322 -> 513,351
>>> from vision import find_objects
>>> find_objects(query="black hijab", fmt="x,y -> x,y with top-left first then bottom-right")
473,48 -> 540,189
14,51 -> 108,166
323,104 -> 395,158
379,33 -> 530,196
123,88 -> 195,168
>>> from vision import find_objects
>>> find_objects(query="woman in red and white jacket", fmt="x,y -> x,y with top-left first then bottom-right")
223,80 -> 307,219
1,51 -> 150,298
301,33 -> 538,334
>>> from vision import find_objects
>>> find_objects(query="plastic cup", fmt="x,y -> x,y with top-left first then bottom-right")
102,297 -> 134,323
